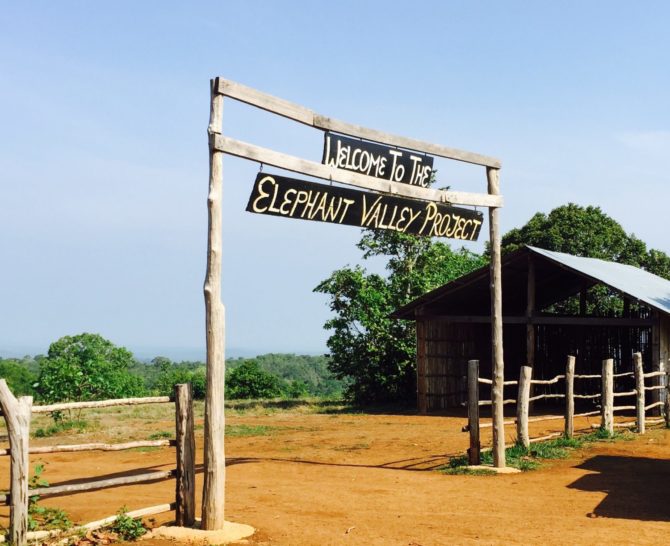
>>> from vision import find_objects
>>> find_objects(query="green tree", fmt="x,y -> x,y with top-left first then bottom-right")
499,203 -> 670,314
315,229 -> 485,404
226,360 -> 282,399
153,357 -> 207,399
35,333 -> 145,403
0,358 -> 37,396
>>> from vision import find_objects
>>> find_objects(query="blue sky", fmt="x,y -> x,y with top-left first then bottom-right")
1,1 -> 668,359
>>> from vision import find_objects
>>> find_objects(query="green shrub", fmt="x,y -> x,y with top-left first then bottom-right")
226,360 -> 282,399
112,506 -> 146,541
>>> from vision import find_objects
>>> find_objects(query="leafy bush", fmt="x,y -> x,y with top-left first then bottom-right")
111,506 -> 146,541
34,333 -> 145,404
226,360 -> 282,399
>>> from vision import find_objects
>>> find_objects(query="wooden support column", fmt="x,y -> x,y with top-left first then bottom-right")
487,167 -> 505,468
633,352 -> 645,434
467,360 -> 480,465
650,312 -> 662,416
416,319 -> 427,415
0,380 -> 32,546
664,361 -> 670,428
203,77 -> 226,530
175,384 -> 196,527
601,358 -> 614,434
526,255 -> 535,368
516,366 -> 532,449
564,355 -> 575,438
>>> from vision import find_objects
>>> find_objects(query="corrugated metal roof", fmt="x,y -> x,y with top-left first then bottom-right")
527,246 -> 670,316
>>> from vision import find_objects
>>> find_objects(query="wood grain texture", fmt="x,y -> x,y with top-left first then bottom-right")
565,356 -> 575,438
203,78 -> 226,530
175,384 -> 196,527
467,360 -> 480,465
487,167 -> 505,468
213,135 -> 503,208
0,381 -> 31,546
214,78 -> 501,168
516,366 -> 532,449
32,396 -> 171,414
601,359 -> 614,434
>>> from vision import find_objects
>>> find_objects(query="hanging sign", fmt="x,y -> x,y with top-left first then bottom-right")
246,173 -> 483,241
322,133 -> 434,188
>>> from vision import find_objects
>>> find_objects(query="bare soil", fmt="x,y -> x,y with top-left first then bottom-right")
2,403 -> 669,545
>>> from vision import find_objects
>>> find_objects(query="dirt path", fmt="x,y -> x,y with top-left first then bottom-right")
2,410 -> 668,545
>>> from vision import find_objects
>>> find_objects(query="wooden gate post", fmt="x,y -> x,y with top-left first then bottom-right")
516,366 -> 532,449
175,384 -> 196,527
0,380 -> 32,546
601,358 -> 614,434
564,355 -> 575,438
203,77 -> 227,529
467,360 -> 481,465
633,352 -> 645,434
487,167 -> 505,469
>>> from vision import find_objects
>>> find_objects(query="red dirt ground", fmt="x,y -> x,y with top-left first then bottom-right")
2,409 -> 669,545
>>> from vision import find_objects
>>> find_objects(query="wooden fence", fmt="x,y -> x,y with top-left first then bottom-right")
465,353 -> 670,465
0,380 -> 196,546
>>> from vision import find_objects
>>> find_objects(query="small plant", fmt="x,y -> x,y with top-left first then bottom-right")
111,506 -> 146,541
28,464 -> 73,531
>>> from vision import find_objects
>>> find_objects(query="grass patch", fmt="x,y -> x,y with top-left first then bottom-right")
442,428 -> 630,474
147,430 -> 173,440
33,420 -> 88,438
225,424 -> 279,437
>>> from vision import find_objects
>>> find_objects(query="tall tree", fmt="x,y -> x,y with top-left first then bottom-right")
499,203 -> 670,313
315,230 -> 485,404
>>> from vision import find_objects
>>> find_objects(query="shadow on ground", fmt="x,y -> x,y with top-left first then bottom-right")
568,455 -> 670,522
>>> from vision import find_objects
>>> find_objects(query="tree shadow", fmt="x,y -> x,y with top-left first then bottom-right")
568,455 -> 670,522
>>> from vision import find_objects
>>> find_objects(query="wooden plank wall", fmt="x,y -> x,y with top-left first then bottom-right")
421,319 -> 480,410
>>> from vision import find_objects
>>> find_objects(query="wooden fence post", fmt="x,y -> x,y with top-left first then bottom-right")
663,361 -> 670,428
516,366 -> 532,449
467,360 -> 480,465
175,384 -> 195,527
565,355 -> 575,438
633,352 -> 645,434
0,380 -> 32,546
601,358 -> 614,434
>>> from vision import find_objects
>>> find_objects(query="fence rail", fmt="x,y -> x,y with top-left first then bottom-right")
465,352 -> 669,464
0,382 -> 196,546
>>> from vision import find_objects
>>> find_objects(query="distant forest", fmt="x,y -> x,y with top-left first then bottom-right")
0,351 -> 343,401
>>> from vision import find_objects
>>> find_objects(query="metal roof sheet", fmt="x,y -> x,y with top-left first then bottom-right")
527,246 -> 670,316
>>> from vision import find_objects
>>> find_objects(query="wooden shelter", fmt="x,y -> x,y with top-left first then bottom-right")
392,246 -> 670,413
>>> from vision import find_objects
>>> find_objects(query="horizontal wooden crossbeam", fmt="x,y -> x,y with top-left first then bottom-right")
213,135 -> 503,208
216,78 -> 501,168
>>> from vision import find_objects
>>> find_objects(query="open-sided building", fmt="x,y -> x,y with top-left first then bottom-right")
392,246 -> 670,413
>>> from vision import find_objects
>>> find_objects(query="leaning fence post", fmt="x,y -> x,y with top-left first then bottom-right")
516,366 -> 532,449
0,380 -> 32,546
565,355 -> 575,438
601,358 -> 614,434
467,360 -> 480,465
175,383 -> 196,527
633,352 -> 645,434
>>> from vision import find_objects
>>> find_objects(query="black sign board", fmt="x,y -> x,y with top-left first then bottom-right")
322,133 -> 434,188
246,173 -> 483,241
